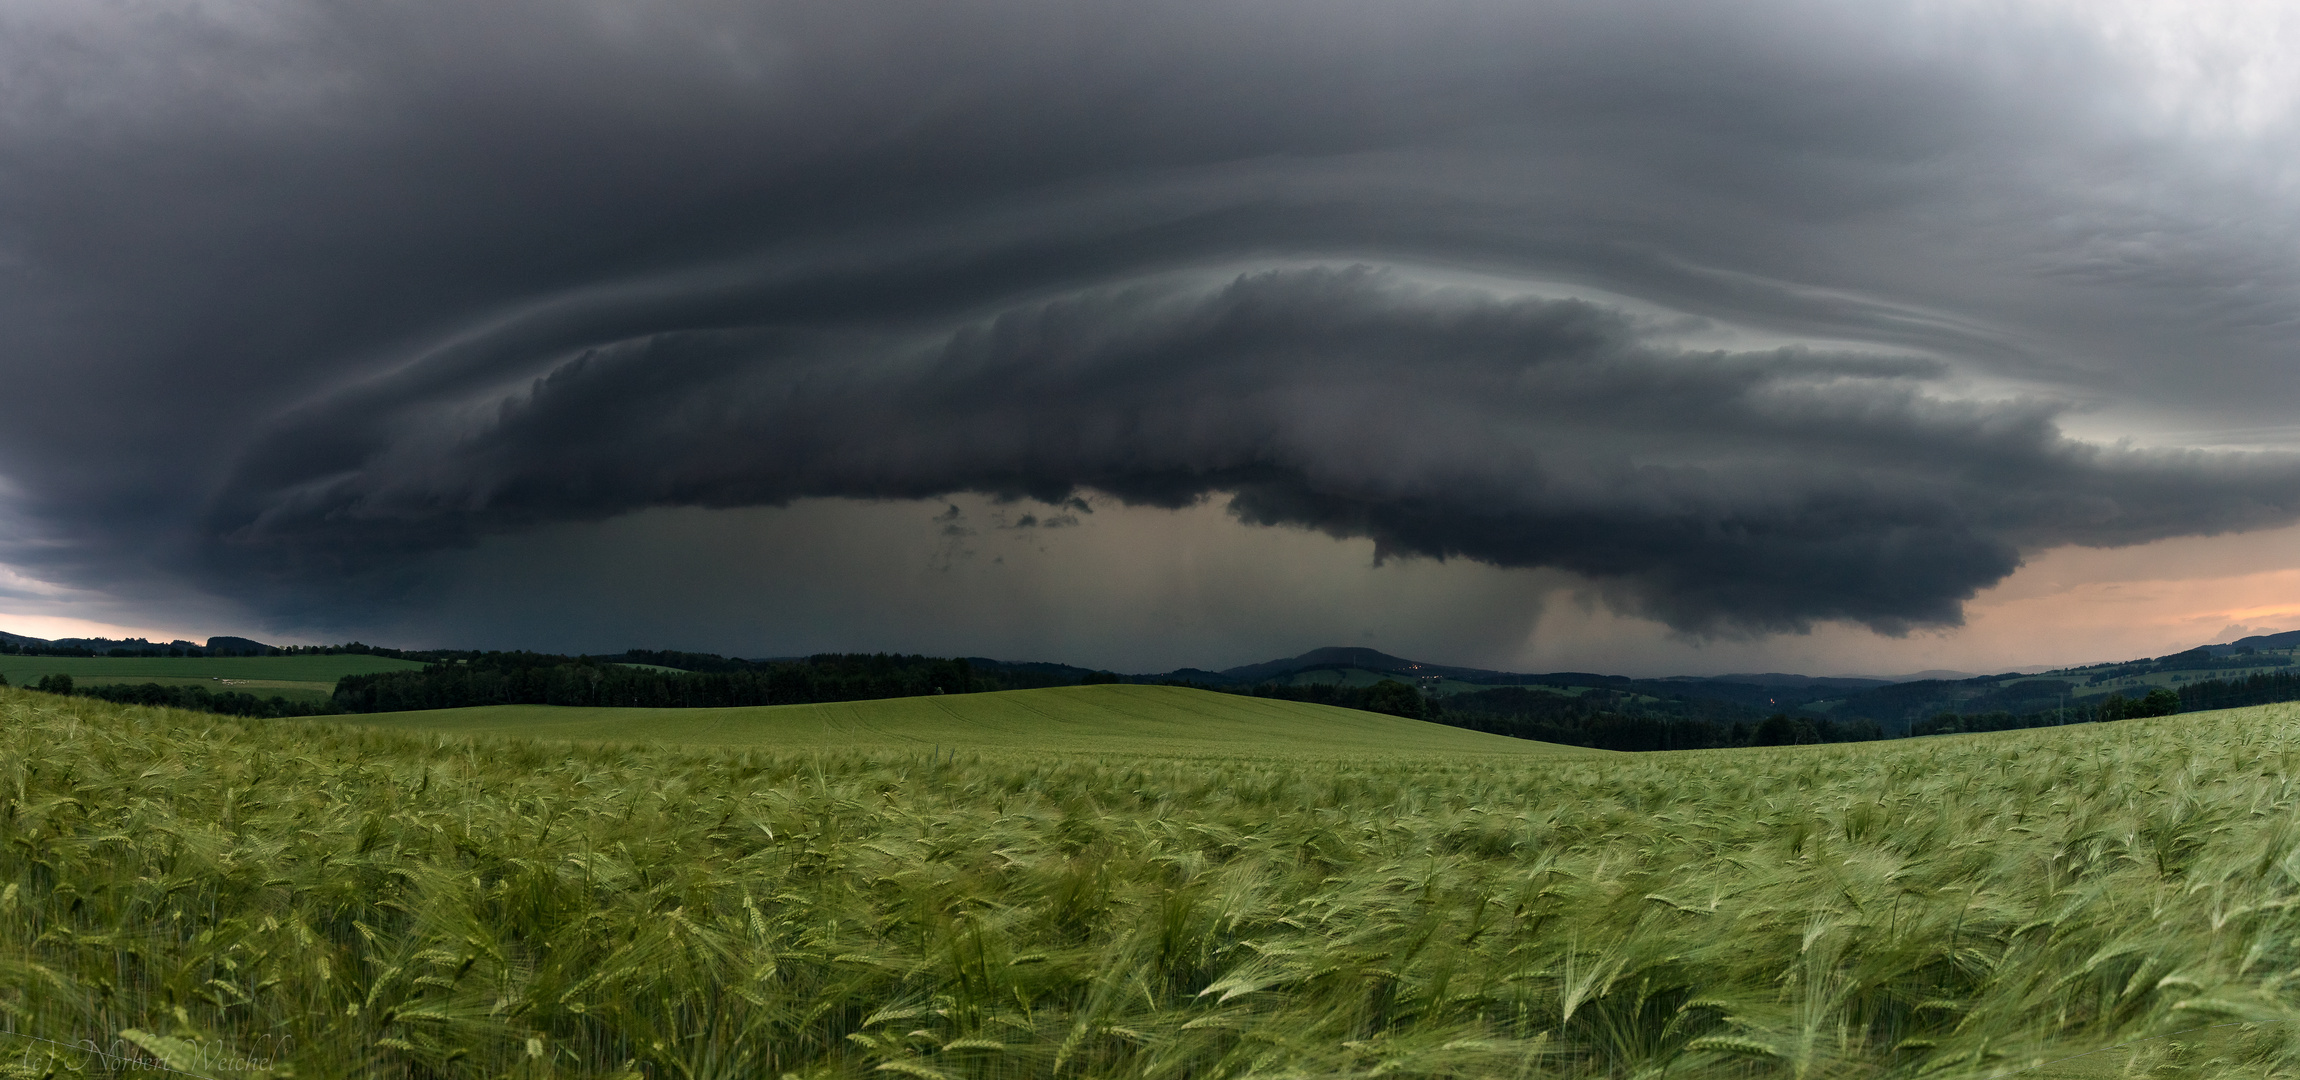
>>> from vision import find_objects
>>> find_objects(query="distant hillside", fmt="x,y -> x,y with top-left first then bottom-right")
0,631 -> 279,657
1158,646 -> 1891,713
1130,647 -> 1889,750
1212,647 -> 1504,683
349,683 -> 1603,758
2217,629 -> 2300,653
1121,639 -> 2300,742
1783,640 -> 2300,733
24,630 -> 2300,750
1679,673 -> 1895,690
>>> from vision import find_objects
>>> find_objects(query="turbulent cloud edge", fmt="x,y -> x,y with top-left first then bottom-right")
193,267 -> 2300,635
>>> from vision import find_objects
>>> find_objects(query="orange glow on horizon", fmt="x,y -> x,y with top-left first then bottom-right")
0,612 -> 207,645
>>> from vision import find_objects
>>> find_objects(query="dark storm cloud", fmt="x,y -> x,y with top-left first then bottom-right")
1,0 -> 2298,638
202,268 -> 2300,634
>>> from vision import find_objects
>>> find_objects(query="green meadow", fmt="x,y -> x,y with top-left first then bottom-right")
346,684 -> 1603,757
0,653 -> 424,705
4,685 -> 2300,1078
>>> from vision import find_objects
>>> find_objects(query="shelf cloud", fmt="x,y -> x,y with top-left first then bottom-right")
199,267 -> 2300,635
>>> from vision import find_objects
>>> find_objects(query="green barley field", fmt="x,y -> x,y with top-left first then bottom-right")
346,684 -> 1608,757
4,685 -> 2300,1078
0,654 -> 424,705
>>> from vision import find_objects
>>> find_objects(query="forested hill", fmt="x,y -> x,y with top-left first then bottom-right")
0,632 -> 282,657
36,635 -> 2300,754
320,650 -> 1860,752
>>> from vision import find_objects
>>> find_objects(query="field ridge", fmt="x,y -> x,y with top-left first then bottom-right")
346,682 -> 1608,756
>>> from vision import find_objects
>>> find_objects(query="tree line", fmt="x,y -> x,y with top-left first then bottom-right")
21,652 -> 1070,720
1188,679 -> 1885,752
329,652 -> 1059,713
1206,675 -> 2233,751
1908,686 -> 2180,736
2175,671 -> 2300,712
28,674 -> 333,719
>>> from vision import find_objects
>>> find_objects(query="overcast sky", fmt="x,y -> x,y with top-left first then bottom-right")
4,0 -> 2300,675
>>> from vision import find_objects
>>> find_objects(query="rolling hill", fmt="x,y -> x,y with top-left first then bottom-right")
345,682 -> 1604,757
21,632 -> 2300,749
1149,642 -> 2300,738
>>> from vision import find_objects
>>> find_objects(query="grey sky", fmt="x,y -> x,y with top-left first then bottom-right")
3,0 -> 2297,669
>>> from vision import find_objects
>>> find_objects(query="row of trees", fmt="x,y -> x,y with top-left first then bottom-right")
0,644 -> 181,658
1909,687 -> 2180,736
19,653 -> 1052,719
1192,678 -> 1885,752
1213,675 -> 2221,750
2176,671 -> 2300,712
28,674 -> 331,719
331,652 -> 1031,713
0,643 -> 277,658
1434,700 -> 1884,751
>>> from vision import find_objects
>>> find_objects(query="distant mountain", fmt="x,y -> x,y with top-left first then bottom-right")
1200,649 -> 2029,693
1194,649 -> 1904,694
2217,629 -> 2300,653
1214,647 -> 1502,683
1202,634 -> 2294,695
1843,669 -> 1983,682
1832,667 -> 2063,682
1111,641 -> 2300,739
1665,672 -> 1891,691
41,636 -> 201,653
